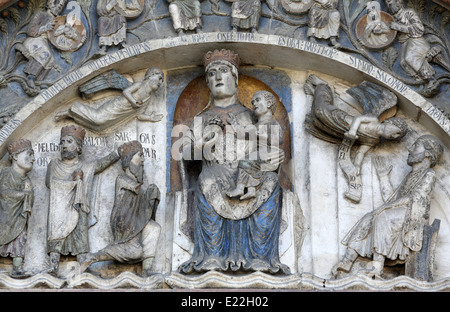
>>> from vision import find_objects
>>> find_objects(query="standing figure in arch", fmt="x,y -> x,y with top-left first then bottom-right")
227,0 -> 262,33
332,135 -> 444,280
79,141 -> 161,277
96,0 -> 144,53
46,125 -> 120,275
166,0 -> 202,35
178,49 -> 290,274
307,0 -> 341,48
0,139 -> 35,277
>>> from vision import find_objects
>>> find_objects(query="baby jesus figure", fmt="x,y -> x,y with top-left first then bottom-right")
226,90 -> 285,200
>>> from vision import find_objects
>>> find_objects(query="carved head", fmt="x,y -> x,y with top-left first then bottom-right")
144,67 -> 164,90
7,139 -> 35,173
118,141 -> 144,183
203,50 -> 240,103
252,90 -> 277,117
408,135 -> 444,168
385,0 -> 403,15
47,0 -> 67,16
60,125 -> 85,159
367,1 -> 381,20
380,117 -> 408,141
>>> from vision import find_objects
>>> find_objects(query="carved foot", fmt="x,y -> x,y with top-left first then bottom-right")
226,185 -> 245,198
240,187 -> 256,200
78,253 -> 97,274
359,261 -> 383,280
331,259 -> 353,278
9,268 -> 31,279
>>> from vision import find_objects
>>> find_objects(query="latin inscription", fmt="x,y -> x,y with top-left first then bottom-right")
34,131 -> 159,167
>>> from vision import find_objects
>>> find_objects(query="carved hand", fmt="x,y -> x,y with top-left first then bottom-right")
23,180 -> 32,192
72,169 -> 84,181
374,155 -> 392,178
345,130 -> 359,141
209,116 -> 225,129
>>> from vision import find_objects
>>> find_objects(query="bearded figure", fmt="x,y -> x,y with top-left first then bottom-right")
46,125 -> 119,275
79,141 -> 161,277
332,135 -> 444,280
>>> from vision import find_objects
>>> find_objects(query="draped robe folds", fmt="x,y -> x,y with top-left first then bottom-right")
97,0 -> 127,47
168,0 -> 202,31
0,168 -> 33,257
68,93 -> 143,132
307,0 -> 340,39
46,159 -> 96,255
103,175 -> 160,263
395,8 -> 435,80
16,11 -> 56,80
231,0 -> 261,30
306,83 -> 380,146
341,168 -> 437,261
178,104 -> 290,274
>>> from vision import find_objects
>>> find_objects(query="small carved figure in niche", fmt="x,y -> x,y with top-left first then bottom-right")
54,67 -> 164,132
166,0 -> 202,36
280,0 -> 313,15
178,49 -> 290,274
49,1 -> 87,52
363,1 -> 391,47
226,90 -> 284,200
46,125 -> 120,276
15,0 -> 65,88
96,0 -> 145,54
332,135 -> 444,280
385,0 -> 449,96
0,139 -> 35,278
225,0 -> 261,33
307,0 -> 341,48
79,141 -> 161,277
304,74 -> 408,202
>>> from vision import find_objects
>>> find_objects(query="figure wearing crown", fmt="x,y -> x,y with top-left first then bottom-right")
45,125 -> 120,276
178,50 -> 290,274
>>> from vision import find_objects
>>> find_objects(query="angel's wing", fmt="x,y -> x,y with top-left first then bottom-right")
346,81 -> 398,118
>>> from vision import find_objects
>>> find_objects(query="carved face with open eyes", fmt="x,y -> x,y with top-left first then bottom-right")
13,149 -> 35,173
60,135 -> 81,160
206,63 -> 237,100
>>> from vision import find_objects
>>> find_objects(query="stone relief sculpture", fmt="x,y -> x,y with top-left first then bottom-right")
15,0 -> 65,88
79,141 -> 161,277
0,139 -> 34,278
304,74 -> 409,203
226,0 -> 262,33
54,67 -> 165,132
280,0 -> 313,15
166,0 -> 203,35
177,49 -> 290,274
96,0 -> 145,54
385,0 -> 450,96
48,1 -> 87,52
332,135 -> 444,281
226,90 -> 285,200
46,125 -> 120,275
307,0 -> 341,48
356,1 -> 396,49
